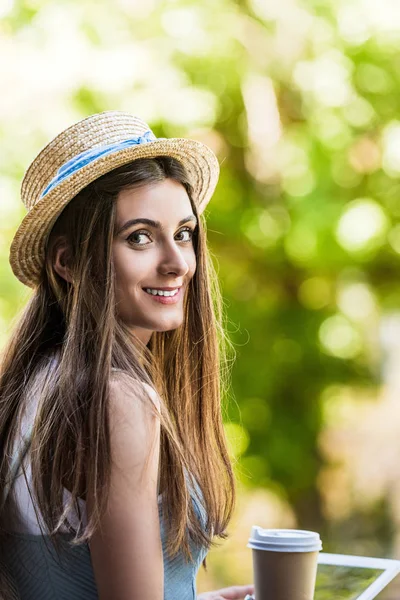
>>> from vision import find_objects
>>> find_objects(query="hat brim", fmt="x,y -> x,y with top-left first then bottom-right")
9,137 -> 219,288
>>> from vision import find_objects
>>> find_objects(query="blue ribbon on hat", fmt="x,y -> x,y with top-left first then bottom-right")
40,129 -> 157,198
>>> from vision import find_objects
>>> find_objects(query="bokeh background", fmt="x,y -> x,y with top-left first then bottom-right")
2,0 -> 400,594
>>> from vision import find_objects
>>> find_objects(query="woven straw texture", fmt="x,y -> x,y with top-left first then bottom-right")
9,111 -> 220,288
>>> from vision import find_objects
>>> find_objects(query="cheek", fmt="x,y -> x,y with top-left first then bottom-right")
113,247 -> 146,286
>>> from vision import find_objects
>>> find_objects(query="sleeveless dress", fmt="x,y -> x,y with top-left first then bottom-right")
1,367 -> 208,600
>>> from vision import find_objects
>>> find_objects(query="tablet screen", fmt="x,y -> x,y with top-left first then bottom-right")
315,564 -> 385,599
316,553 -> 400,600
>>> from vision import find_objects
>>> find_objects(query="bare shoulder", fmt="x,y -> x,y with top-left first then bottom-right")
88,371 -> 163,600
107,372 -> 162,483
109,371 -> 161,415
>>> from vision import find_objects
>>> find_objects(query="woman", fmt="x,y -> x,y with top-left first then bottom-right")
0,111 -> 254,600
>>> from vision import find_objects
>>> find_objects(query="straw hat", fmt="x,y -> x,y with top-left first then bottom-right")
9,110 -> 220,288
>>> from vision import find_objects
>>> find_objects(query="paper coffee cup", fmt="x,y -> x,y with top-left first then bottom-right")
247,527 -> 322,600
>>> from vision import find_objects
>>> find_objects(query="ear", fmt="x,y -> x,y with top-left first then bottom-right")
53,238 -> 73,284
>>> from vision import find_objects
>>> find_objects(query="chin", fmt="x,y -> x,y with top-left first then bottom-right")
156,324 -> 182,333
154,317 -> 184,332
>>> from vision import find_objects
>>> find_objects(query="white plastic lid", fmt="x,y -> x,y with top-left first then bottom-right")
247,527 -> 322,553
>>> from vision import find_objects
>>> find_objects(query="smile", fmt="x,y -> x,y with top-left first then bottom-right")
142,287 -> 182,304
144,288 -> 179,297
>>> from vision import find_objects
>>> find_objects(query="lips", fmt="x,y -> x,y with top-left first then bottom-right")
142,286 -> 182,291
142,286 -> 182,304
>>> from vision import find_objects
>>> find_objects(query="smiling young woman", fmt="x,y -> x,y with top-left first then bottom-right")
0,112 -> 253,600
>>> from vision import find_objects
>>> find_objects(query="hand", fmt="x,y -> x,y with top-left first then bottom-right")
197,584 -> 255,599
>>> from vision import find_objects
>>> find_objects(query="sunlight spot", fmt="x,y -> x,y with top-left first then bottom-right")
319,315 -> 362,359
382,121 -> 400,177
336,199 -> 389,253
337,283 -> 377,322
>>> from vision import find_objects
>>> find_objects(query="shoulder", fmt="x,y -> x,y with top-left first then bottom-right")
109,369 -> 161,415
108,371 -> 161,468
89,370 -> 164,599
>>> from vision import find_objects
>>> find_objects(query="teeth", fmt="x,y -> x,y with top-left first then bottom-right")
145,288 -> 179,297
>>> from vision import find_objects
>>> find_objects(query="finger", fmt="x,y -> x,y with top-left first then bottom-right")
215,585 -> 255,599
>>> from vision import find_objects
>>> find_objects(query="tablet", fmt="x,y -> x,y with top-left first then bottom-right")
244,552 -> 400,600
316,552 -> 400,600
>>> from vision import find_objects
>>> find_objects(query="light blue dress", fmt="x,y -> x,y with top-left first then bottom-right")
2,491 -> 208,600
2,369 -> 209,599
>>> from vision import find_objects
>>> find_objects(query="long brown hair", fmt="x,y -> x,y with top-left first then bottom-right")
0,156 -> 236,591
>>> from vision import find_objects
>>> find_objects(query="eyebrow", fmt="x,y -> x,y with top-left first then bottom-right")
116,214 -> 198,235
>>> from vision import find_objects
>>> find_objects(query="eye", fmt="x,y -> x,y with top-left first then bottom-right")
126,226 -> 196,247
126,230 -> 152,246
175,227 -> 196,242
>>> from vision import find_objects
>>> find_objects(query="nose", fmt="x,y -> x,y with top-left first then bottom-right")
157,239 -> 191,277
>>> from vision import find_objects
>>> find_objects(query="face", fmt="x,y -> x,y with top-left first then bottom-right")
112,178 -> 197,346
